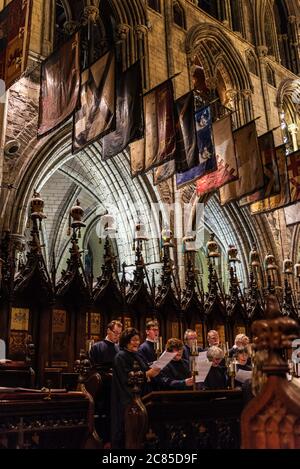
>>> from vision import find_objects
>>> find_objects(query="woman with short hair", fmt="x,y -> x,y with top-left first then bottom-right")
160,338 -> 193,390
204,346 -> 227,390
111,327 -> 160,449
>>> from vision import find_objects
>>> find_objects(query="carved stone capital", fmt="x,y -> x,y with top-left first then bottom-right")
83,6 -> 99,25
10,234 -> 26,252
256,45 -> 268,58
288,123 -> 299,134
205,77 -> 218,90
241,89 -> 252,100
63,21 -> 80,36
288,16 -> 297,24
224,89 -> 237,109
135,25 -> 148,39
116,23 -> 130,41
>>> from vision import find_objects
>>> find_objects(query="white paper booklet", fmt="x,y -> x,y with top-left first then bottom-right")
151,351 -> 177,370
194,357 -> 212,383
236,369 -> 252,384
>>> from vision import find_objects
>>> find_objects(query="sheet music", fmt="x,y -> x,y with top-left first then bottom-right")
198,351 -> 208,361
150,351 -> 177,370
236,369 -> 252,384
194,357 -> 211,383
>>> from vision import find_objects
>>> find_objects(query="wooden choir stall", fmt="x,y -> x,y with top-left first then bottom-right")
0,192 -> 300,449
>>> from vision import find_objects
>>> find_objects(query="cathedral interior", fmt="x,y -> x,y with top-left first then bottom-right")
0,0 -> 300,451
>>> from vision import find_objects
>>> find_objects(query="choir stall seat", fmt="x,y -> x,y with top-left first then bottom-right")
0,388 -> 102,449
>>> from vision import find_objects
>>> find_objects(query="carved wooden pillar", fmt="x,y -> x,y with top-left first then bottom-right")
241,295 -> 300,449
124,361 -> 148,449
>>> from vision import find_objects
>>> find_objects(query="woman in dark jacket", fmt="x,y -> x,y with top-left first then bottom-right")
204,346 -> 228,390
160,338 -> 193,390
111,328 -> 160,449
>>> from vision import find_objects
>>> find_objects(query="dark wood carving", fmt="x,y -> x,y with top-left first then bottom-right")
155,235 -> 181,340
204,262 -> 227,340
0,389 -> 101,449
141,390 -> 243,449
181,245 -> 205,345
9,193 -> 53,385
124,361 -> 148,449
241,294 -> 300,449
92,237 -> 124,332
226,263 -> 247,344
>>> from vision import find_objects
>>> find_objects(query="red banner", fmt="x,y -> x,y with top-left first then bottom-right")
0,0 -> 32,88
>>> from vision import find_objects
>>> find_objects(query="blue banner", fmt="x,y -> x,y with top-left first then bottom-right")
176,106 -> 217,188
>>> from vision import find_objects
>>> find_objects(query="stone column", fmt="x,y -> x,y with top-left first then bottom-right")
288,16 -> 300,74
242,89 -> 254,123
116,23 -> 130,69
63,21 -> 80,36
83,6 -> 100,25
135,25 -> 149,89
288,123 -> 299,152
256,45 -> 271,130
82,6 -> 100,66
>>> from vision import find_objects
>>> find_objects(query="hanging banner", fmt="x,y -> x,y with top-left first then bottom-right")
130,138 -> 145,178
38,32 -> 80,137
176,106 -> 217,189
102,61 -> 143,160
240,131 -> 280,205
285,202 -> 300,226
219,120 -> 264,205
73,50 -> 116,152
250,145 -> 290,214
144,79 -> 176,172
175,91 -> 198,173
287,149 -> 300,203
153,160 -> 176,185
196,115 -> 238,196
0,0 -> 33,88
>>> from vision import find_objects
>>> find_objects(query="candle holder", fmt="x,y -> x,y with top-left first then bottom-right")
227,359 -> 237,389
190,340 -> 199,391
288,359 -> 297,378
154,337 -> 163,359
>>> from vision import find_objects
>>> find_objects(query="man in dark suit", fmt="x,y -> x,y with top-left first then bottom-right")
183,329 -> 203,361
89,320 -> 123,447
138,319 -> 159,365
90,320 -> 123,369
206,330 -> 220,348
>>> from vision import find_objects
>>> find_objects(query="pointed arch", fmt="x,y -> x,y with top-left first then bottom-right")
242,0 -> 256,44
173,0 -> 186,30
185,23 -> 253,125
186,23 -> 253,93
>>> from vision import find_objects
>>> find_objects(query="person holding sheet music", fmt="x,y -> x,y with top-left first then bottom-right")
229,334 -> 250,358
160,338 -> 193,390
203,346 -> 228,390
234,348 -> 253,404
111,328 -> 161,449
138,320 -> 160,366
236,348 -> 252,372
